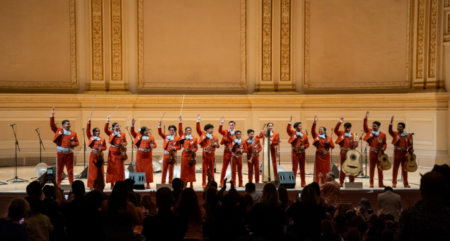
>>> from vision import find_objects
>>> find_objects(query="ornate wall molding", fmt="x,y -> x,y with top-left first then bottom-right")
303,0 -> 412,90
111,0 -> 122,80
416,0 -> 425,79
280,0 -> 290,81
92,0 -> 103,80
0,0 -> 78,89
427,0 -> 437,79
262,0 -> 272,81
137,0 -> 247,90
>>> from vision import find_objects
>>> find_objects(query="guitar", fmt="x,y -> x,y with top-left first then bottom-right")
377,137 -> 391,171
342,133 -> 362,175
404,133 -> 418,172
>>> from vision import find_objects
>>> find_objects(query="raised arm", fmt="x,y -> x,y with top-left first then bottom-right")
334,118 -> 343,136
388,115 -> 395,137
130,119 -> 138,138
363,111 -> 370,133
178,116 -> 184,136
87,120 -> 92,140
287,116 -> 294,136
218,116 -> 227,136
50,107 -> 57,133
196,114 -> 203,136
104,116 -> 113,135
311,116 -> 318,139
158,121 -> 166,139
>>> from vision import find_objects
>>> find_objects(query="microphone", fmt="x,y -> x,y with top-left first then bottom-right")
81,128 -> 85,131
35,128 -> 39,131
8,124 -> 15,126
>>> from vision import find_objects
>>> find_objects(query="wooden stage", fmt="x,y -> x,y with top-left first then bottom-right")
0,163 -> 425,216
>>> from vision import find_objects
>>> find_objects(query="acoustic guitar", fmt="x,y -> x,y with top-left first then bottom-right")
377,137 -> 391,171
404,133 -> 418,172
342,133 -> 362,175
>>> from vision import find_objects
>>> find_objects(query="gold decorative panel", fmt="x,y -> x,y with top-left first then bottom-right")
92,0 -> 103,80
138,0 -> 247,90
280,0 -> 290,81
416,0 -> 425,79
0,0 -> 77,89
303,0 -> 413,90
111,0 -> 122,80
428,0 -> 437,79
262,0 -> 272,81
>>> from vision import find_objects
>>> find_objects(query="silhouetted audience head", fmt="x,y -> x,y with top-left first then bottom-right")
245,182 -> 256,192
278,186 -> 289,208
420,171 -> 447,201
26,181 -> 42,198
384,186 -> 394,192
107,181 -> 129,213
124,178 -> 135,191
72,180 -> 85,198
156,187 -> 174,210
172,178 -> 184,190
310,182 -> 321,196
6,198 -> 29,221
174,188 -> 202,224
85,190 -> 103,209
261,183 -> 280,206
24,196 -> 43,214
42,185 -> 55,199
301,185 -> 318,205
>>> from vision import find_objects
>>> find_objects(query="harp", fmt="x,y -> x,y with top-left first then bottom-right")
262,124 -> 275,183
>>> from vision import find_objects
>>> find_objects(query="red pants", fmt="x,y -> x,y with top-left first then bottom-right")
56,152 -> 74,185
106,147 -> 125,184
180,151 -> 196,183
392,150 -> 408,185
339,152 -> 355,184
161,153 -> 176,184
291,152 -> 306,186
247,155 -> 260,183
87,152 -> 105,188
219,150 -> 232,185
202,152 -> 215,186
231,155 -> 243,187
313,152 -> 331,183
136,150 -> 153,184
369,151 -> 384,186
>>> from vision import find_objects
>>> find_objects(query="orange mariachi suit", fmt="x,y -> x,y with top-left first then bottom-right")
229,139 -> 247,187
86,123 -> 107,188
334,122 -> 359,185
158,127 -> 181,184
104,122 -> 127,184
131,127 -> 157,184
388,124 -> 412,186
218,125 -> 236,186
178,122 -> 198,184
50,117 -> 79,185
244,138 -> 262,183
363,118 -> 387,187
286,123 -> 310,187
255,130 -> 280,180
196,121 -> 220,187
311,122 -> 335,183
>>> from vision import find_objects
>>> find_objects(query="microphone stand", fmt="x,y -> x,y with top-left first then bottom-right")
7,125 -> 27,183
357,133 -> 369,179
76,128 -> 88,179
125,126 -> 134,169
30,129 -> 46,180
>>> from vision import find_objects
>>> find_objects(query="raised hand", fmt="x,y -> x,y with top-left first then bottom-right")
318,172 -> 323,178
390,115 -> 394,124
365,111 -> 369,119
339,117 -> 344,123
51,107 -> 55,116
220,116 -> 225,124
314,115 -> 318,123
179,115 -> 182,122
290,115 -> 293,122
131,118 -> 136,126
106,116 -> 110,122
197,114 -> 201,121
158,120 -> 162,127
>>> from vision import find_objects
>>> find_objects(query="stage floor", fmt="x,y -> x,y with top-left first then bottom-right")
0,162 -> 426,192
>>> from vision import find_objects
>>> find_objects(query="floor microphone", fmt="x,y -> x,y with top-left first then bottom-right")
8,124 -> 16,126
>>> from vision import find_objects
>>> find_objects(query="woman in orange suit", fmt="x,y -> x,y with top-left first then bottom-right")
178,116 -> 198,188
104,116 -> 128,189
86,117 -> 107,190
311,115 -> 335,183
255,123 -> 280,180
130,119 -> 156,189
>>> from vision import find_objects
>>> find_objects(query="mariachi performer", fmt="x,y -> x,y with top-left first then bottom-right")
104,116 -> 127,189
131,119 -> 156,189
179,116 -> 198,188
86,117 -> 107,190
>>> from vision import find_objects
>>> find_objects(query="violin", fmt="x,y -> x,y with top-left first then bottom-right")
168,143 -> 177,165
188,141 -> 196,166
119,137 -> 128,162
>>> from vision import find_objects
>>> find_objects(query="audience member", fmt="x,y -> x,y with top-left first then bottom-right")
356,197 -> 373,221
172,178 -> 184,203
287,185 -> 326,241
174,188 -> 205,240
377,187 -> 401,221
319,172 -> 341,208
310,181 -> 326,206
245,182 -> 262,203
0,198 -> 29,241
431,164 -> 450,207
142,187 -> 187,241
346,228 -> 361,241
278,186 -> 293,211
124,178 -> 141,206
140,194 -> 157,217
395,172 -> 450,241
24,196 -> 54,241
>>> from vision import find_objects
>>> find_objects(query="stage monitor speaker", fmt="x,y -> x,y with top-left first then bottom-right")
276,171 -> 296,189
344,182 -> 363,189
156,184 -> 173,190
331,163 -> 339,178
255,183 -> 265,191
129,172 -> 146,190
38,167 -> 66,184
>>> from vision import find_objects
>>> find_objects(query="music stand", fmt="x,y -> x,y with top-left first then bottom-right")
7,125 -> 28,183
357,136 -> 369,179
